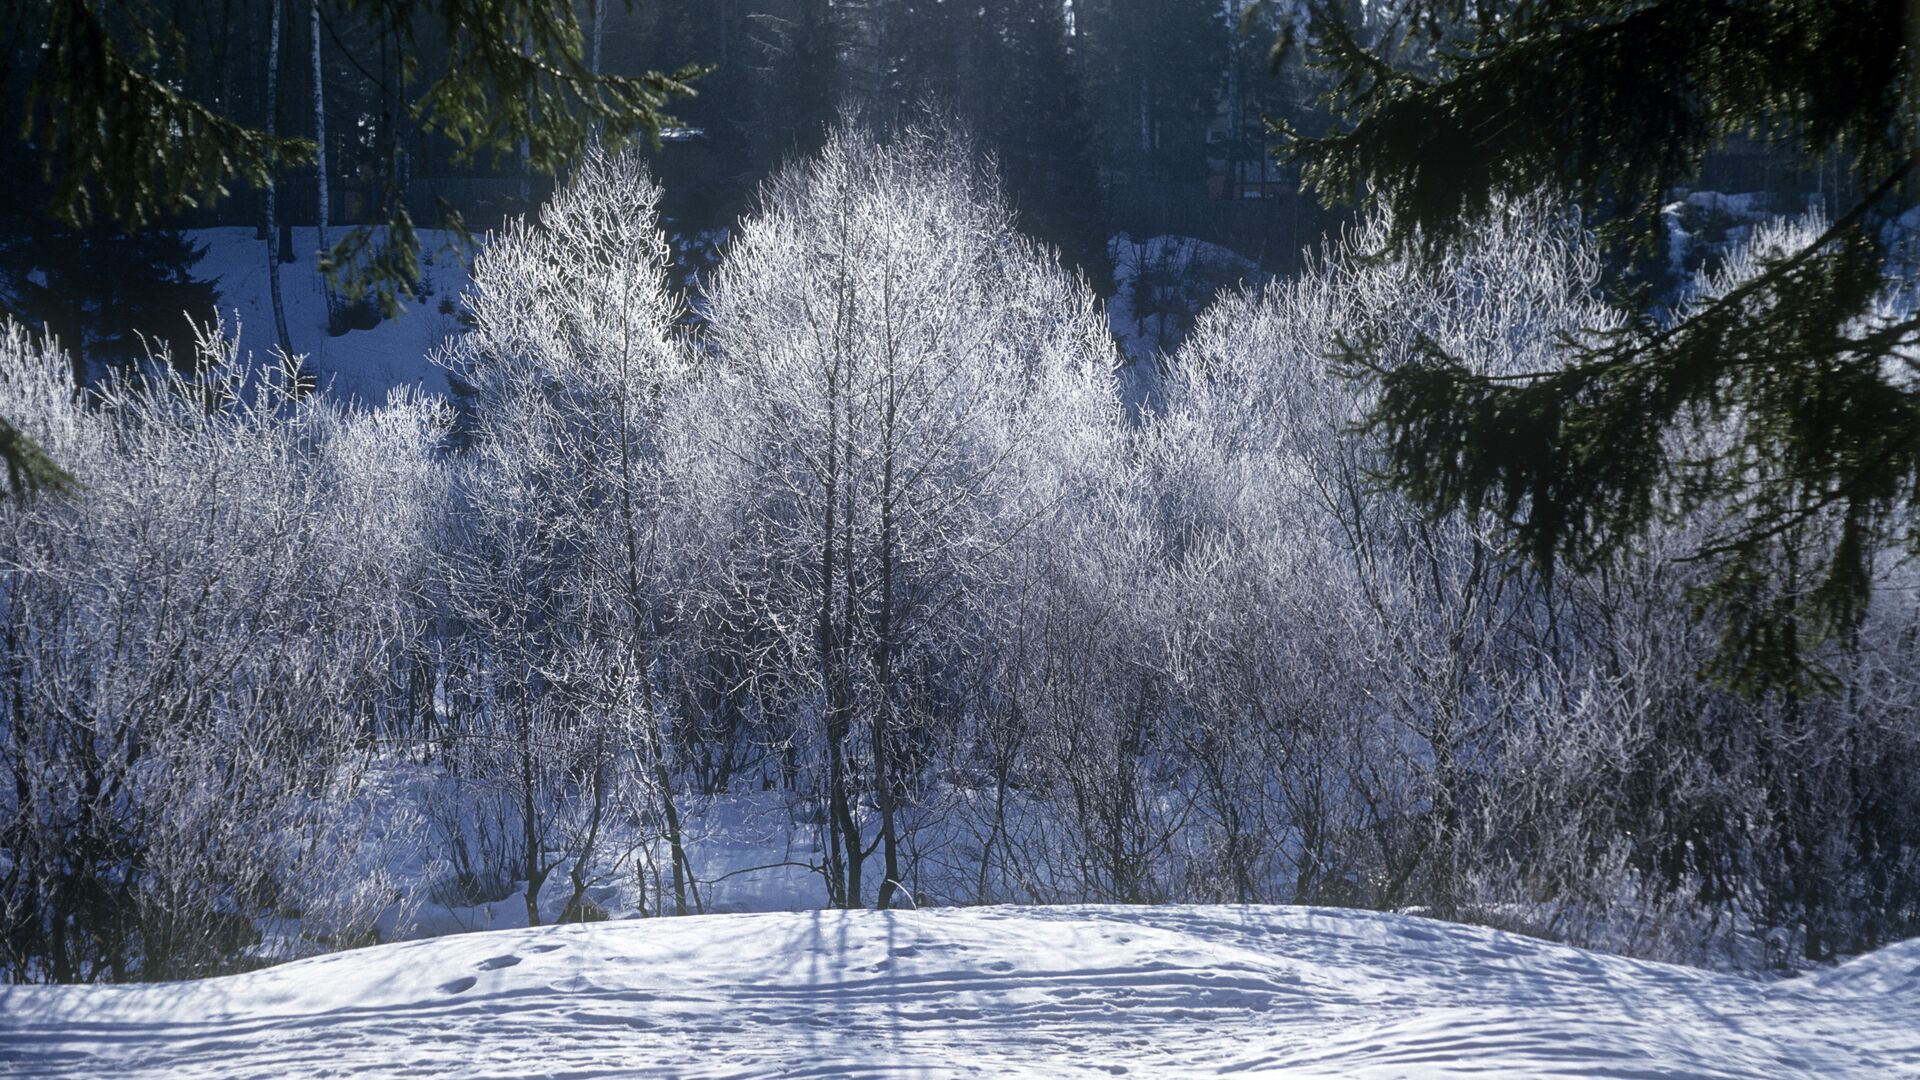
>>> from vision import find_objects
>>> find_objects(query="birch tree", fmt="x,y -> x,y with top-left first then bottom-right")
691,124 -> 1123,908
439,149 -> 699,920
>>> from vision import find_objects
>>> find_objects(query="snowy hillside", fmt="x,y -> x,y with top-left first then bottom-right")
4,905 -> 1916,1078
190,227 -> 471,404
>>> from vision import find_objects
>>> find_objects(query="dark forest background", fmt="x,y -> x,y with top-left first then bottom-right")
0,0 -> 1842,357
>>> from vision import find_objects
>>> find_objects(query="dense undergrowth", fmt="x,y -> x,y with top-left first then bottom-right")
4,126 -> 1918,983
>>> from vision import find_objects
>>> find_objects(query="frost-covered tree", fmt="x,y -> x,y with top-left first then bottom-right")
1282,0 -> 1920,693
438,149 -> 700,921
1145,199 -> 1920,956
3,113 -> 1916,979
0,319 -> 447,981
1152,200 -> 1621,914
690,124 -> 1123,908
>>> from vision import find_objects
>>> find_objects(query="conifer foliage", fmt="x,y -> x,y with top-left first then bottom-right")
1276,0 -> 1920,691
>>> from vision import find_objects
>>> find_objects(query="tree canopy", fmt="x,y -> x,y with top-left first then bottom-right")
20,0 -> 703,228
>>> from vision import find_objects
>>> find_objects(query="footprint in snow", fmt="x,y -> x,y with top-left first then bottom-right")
891,942 -> 960,959
438,976 -> 477,994
476,955 -> 522,971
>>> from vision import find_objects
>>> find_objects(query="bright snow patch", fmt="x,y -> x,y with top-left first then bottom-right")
4,905 -> 1916,1077
190,227 -> 472,405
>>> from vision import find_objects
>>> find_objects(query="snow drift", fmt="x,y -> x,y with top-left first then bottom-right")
3,905 -> 1915,1078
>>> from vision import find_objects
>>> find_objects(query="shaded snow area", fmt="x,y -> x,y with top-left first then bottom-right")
5,906 -> 1917,1078
190,227 -> 472,404
1106,233 -> 1255,409
387,789 -> 828,941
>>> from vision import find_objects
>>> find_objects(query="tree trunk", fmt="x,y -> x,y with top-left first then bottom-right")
518,33 -> 533,202
264,0 -> 293,359
634,654 -> 695,915
820,432 -> 862,907
564,751 -> 607,921
310,0 -> 332,313
610,261 -> 695,916
521,710 -> 547,928
590,0 -> 604,75
872,372 -> 902,911
1138,77 -> 1151,154
586,0 -> 604,148
822,379 -> 864,909
837,413 -> 864,908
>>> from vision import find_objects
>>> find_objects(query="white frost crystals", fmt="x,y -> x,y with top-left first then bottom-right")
2,125 -> 1919,1002
689,125 -> 1128,910
435,149 -> 702,927
0,317 -> 449,981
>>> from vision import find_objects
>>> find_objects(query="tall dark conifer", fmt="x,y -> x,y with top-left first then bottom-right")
0,223 -> 217,383
747,0 -> 846,168
981,0 -> 1110,289
1076,0 -> 1224,181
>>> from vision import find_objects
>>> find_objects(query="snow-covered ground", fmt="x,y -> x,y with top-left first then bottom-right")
190,227 -> 472,404
5,905 -> 1916,1078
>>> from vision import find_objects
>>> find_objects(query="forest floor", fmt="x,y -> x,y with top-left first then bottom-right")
5,904 -> 1917,1078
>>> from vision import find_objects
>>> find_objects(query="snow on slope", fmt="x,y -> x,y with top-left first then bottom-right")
191,227 -> 471,405
4,905 -> 1916,1078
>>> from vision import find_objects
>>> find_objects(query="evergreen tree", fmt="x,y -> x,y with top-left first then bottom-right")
979,0 -> 1110,289
0,0 -> 706,493
880,0 -> 980,122
1277,0 -> 1920,691
1077,0 -> 1224,180
745,0 -> 846,168
0,223 -> 218,382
